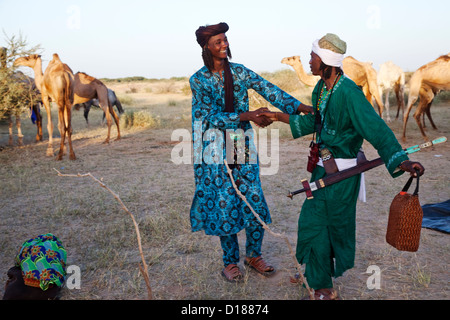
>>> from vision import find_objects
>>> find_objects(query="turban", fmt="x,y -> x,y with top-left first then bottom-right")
312,33 -> 347,68
195,22 -> 229,48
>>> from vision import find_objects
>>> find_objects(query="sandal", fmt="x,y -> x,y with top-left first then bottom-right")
221,264 -> 244,283
290,273 -> 301,284
303,288 -> 339,300
244,256 -> 276,277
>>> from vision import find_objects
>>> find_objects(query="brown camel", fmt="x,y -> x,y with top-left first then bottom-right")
378,61 -> 405,122
14,54 -> 69,158
281,56 -> 319,87
72,72 -> 121,143
42,54 -> 76,160
402,54 -> 450,141
15,54 -> 121,151
281,55 -> 385,118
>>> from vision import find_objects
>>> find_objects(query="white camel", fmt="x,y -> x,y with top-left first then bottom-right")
378,61 -> 405,122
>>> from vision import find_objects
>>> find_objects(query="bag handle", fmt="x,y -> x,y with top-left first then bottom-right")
401,168 -> 420,195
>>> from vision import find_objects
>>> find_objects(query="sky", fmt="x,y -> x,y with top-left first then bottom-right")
1,0 -> 449,80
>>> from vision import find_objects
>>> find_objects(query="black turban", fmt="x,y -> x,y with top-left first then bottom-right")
195,22 -> 229,48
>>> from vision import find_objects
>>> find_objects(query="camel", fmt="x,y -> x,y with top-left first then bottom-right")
281,55 -> 385,118
74,88 -> 124,126
14,54 -> 121,156
71,81 -> 122,138
14,54 -> 73,159
378,61 -> 405,122
44,54 -> 76,160
281,56 -> 319,87
402,54 -> 450,141
1,47 -> 42,146
8,72 -> 43,145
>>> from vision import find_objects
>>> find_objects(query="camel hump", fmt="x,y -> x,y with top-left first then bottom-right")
52,53 -> 61,61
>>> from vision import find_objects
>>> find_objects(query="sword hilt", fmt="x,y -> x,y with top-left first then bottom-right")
287,179 -> 313,199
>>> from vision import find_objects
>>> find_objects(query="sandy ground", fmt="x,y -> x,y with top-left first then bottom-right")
0,83 -> 448,300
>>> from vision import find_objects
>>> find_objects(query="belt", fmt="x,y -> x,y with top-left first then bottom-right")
318,157 -> 366,202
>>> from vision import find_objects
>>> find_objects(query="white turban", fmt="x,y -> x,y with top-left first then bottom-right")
312,38 -> 345,68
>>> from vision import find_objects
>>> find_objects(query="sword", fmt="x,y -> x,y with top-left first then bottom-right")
288,136 -> 447,200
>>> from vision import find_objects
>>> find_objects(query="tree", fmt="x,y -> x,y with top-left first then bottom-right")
0,32 -> 42,121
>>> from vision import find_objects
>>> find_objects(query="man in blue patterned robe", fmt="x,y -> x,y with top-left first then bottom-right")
190,22 -> 311,281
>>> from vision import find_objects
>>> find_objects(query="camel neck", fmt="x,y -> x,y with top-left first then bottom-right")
33,58 -> 44,91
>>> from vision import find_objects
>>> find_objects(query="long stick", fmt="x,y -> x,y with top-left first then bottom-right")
53,168 -> 153,300
223,160 -> 315,300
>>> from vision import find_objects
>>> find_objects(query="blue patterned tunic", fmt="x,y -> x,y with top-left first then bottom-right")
189,63 -> 301,236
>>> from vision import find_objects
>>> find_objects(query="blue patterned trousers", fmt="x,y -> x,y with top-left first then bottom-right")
219,225 -> 264,267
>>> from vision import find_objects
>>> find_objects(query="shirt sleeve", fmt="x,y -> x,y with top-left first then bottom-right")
242,66 -> 302,115
190,75 -> 241,130
289,113 -> 315,139
344,85 -> 408,177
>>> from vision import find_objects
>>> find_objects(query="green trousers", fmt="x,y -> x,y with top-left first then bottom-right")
296,166 -> 360,290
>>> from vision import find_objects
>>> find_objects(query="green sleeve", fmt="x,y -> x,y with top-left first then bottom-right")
289,113 -> 315,139
344,84 -> 408,177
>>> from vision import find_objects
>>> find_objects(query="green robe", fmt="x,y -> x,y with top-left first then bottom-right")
289,76 -> 408,289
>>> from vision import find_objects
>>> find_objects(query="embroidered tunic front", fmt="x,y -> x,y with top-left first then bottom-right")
189,62 -> 301,236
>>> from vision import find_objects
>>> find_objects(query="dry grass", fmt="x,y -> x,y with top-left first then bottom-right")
0,72 -> 449,300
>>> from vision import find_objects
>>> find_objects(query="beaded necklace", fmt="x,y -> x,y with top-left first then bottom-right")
316,74 -> 341,112
314,73 -> 342,144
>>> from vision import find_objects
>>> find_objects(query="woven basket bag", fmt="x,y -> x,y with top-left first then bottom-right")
386,172 -> 423,252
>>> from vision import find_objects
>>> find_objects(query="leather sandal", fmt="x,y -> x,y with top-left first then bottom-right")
221,264 -> 244,283
306,288 -> 339,300
290,273 -> 301,284
244,256 -> 276,277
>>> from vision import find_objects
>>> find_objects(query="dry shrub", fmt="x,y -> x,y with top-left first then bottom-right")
120,110 -> 160,129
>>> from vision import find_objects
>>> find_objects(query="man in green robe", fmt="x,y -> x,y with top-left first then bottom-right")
258,33 -> 424,300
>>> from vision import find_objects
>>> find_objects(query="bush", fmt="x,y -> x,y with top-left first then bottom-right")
120,110 -> 160,129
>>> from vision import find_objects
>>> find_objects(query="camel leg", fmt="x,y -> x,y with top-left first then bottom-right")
34,103 -> 43,142
83,104 -> 90,127
413,107 -> 429,141
16,115 -> 24,146
56,106 -> 66,160
110,106 -> 121,141
383,88 -> 391,122
102,104 -> 112,144
8,114 -> 13,146
42,95 -> 54,156
65,105 -> 76,160
425,101 -> 437,130
394,84 -> 405,120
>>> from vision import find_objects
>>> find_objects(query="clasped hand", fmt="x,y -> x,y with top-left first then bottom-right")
241,108 -> 273,128
249,104 -> 314,127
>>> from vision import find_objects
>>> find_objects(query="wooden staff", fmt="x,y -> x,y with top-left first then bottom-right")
223,160 -> 315,300
54,169 -> 153,300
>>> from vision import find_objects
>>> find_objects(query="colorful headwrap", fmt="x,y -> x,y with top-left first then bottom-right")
15,233 -> 67,291
312,33 -> 347,68
195,22 -> 229,48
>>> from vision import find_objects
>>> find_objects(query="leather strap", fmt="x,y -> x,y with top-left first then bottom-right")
402,169 -> 420,195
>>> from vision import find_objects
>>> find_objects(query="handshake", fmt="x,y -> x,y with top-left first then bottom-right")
243,104 -> 314,128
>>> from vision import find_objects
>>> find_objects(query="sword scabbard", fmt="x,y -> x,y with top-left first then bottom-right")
287,137 -> 447,199
301,179 -> 314,199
